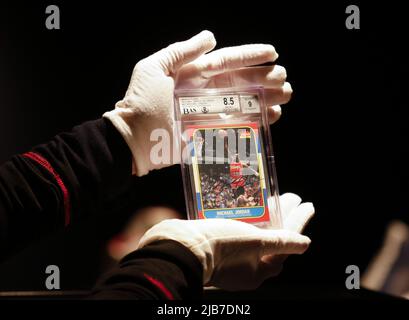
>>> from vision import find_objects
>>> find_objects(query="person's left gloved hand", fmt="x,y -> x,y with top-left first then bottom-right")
137,193 -> 314,291
104,30 -> 292,176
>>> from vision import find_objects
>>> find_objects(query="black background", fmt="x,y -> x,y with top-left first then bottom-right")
0,1 -> 408,295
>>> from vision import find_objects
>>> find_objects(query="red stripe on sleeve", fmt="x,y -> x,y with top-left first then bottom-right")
22,152 -> 71,226
144,273 -> 174,300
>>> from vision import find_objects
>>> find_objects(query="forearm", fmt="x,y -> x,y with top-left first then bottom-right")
89,240 -> 203,300
0,118 -> 133,260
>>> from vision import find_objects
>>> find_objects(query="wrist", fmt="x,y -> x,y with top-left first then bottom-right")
103,109 -> 152,176
138,219 -> 215,285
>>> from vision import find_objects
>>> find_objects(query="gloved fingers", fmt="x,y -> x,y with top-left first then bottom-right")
180,65 -> 285,90
226,65 -> 287,88
260,229 -> 311,255
283,202 -> 315,233
267,105 -> 282,125
192,44 -> 278,78
152,30 -> 216,74
264,82 -> 293,105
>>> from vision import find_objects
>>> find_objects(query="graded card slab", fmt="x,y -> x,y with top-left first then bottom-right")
174,86 -> 282,228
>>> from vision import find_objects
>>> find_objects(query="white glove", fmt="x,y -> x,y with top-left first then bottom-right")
137,193 -> 314,291
104,30 -> 292,176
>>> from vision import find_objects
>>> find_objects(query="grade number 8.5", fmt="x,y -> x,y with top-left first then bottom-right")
223,97 -> 235,106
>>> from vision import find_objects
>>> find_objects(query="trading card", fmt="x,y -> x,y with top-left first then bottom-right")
185,122 -> 271,224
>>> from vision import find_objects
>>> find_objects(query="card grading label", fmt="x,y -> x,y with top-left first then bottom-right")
179,95 -> 241,115
187,122 -> 270,224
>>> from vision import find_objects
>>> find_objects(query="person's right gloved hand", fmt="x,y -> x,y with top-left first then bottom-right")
137,193 -> 314,291
104,30 -> 292,177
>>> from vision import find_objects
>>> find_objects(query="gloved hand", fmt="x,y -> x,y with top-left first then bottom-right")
104,30 -> 292,176
137,193 -> 314,291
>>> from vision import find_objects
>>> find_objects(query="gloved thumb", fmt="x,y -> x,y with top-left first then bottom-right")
153,30 -> 216,74
260,229 -> 311,256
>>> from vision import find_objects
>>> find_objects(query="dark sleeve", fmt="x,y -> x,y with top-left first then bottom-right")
89,240 -> 203,300
0,118 -> 133,261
